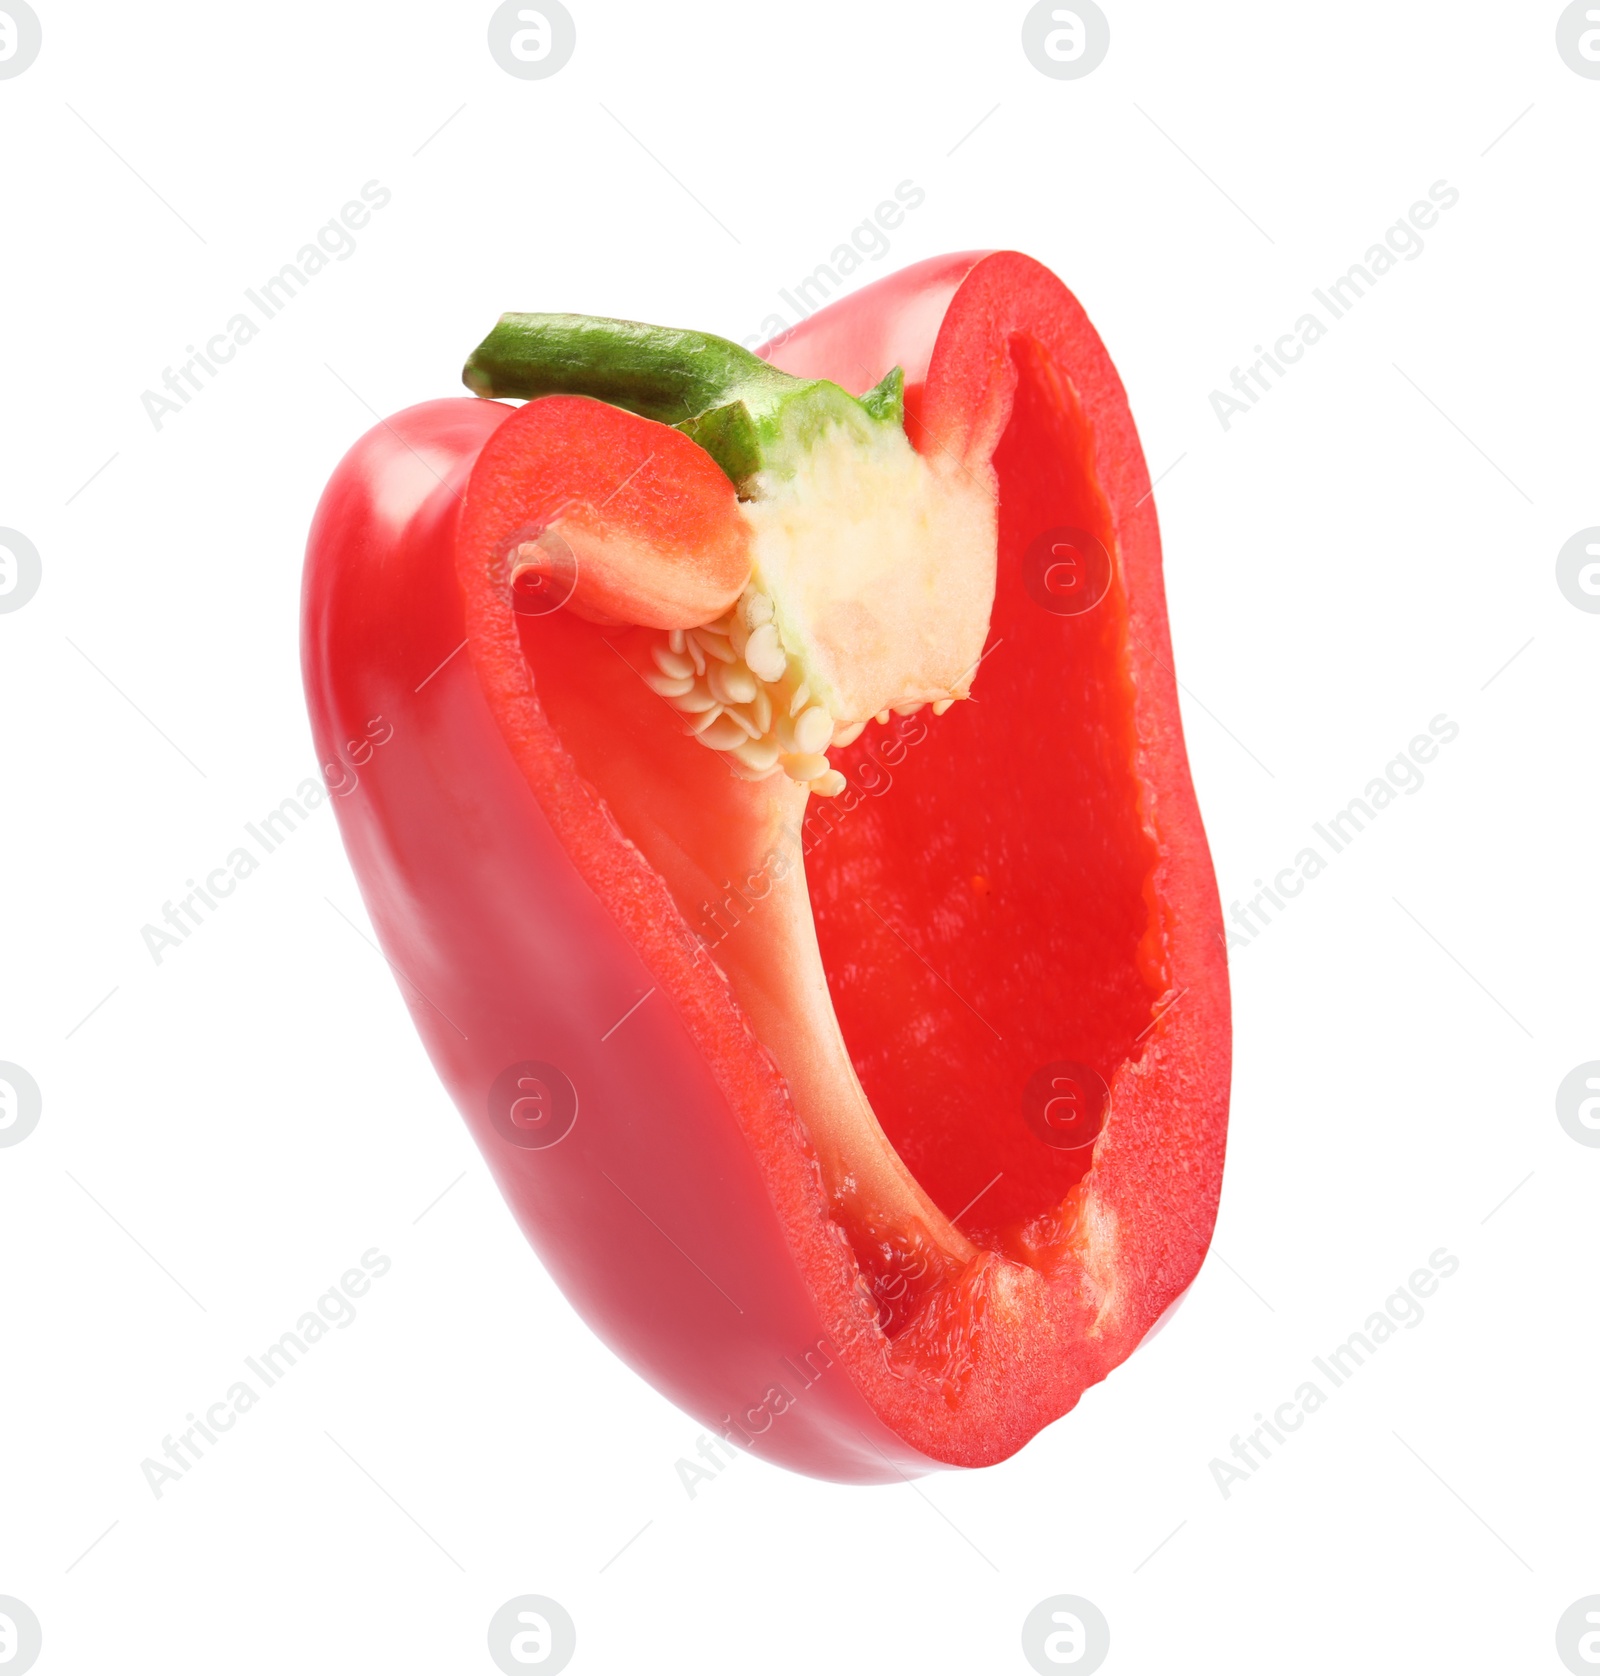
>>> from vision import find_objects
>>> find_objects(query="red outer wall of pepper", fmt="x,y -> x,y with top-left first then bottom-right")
301,251 -> 1230,1483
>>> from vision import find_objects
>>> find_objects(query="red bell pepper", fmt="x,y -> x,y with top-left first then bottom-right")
301,251 -> 1230,1481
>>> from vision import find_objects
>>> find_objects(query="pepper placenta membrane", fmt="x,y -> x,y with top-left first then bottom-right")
302,251 -> 1230,1481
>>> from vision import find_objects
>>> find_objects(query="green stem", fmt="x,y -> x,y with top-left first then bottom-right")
462,313 -> 794,422
462,312 -> 904,489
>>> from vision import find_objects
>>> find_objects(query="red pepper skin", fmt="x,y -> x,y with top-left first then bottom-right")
302,252 -> 1230,1482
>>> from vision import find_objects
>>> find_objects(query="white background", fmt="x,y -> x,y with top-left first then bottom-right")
2,3 -> 1596,1672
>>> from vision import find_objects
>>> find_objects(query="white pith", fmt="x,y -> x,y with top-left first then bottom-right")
643,422 -> 998,793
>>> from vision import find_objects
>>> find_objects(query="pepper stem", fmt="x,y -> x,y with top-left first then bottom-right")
463,312 -> 904,491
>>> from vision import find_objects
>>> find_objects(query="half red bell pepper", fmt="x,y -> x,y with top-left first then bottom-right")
301,251 -> 1230,1481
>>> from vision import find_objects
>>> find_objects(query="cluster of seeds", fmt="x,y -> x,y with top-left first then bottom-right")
643,586 -> 955,796
642,586 -> 846,794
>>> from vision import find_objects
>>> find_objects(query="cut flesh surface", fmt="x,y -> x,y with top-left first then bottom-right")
472,326 -> 1165,1362
448,256 -> 1229,1467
